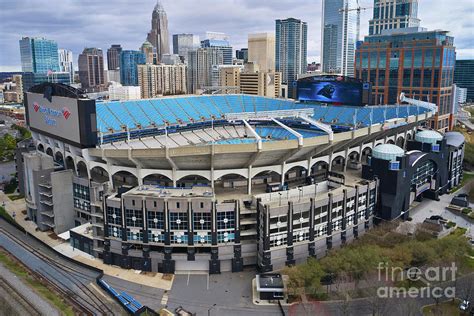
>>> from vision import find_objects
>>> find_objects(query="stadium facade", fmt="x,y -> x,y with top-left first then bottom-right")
19,83 -> 465,274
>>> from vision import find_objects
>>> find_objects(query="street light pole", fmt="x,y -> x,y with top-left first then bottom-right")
208,303 -> 217,316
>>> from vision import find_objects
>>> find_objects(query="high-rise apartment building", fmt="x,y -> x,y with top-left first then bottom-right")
141,41 -> 155,64
453,59 -> 474,102
107,44 -> 122,70
369,0 -> 420,35
248,33 -> 275,72
173,34 -> 200,62
19,37 -> 60,73
187,48 -> 224,94
147,1 -> 170,62
78,48 -> 106,92
120,50 -> 146,86
321,0 -> 357,76
138,64 -> 187,98
58,48 -> 74,83
355,28 -> 456,131
201,32 -> 232,65
275,18 -> 307,98
12,75 -> 23,102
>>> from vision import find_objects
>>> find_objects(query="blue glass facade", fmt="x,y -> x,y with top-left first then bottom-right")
454,60 -> 474,102
120,50 -> 146,86
19,37 -> 60,73
275,18 -> 308,98
321,0 -> 357,77
201,39 -> 232,65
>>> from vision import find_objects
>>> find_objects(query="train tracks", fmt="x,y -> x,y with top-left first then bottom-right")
0,274 -> 43,316
0,226 -> 116,315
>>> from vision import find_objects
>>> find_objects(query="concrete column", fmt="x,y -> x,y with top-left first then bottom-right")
211,168 -> 215,190
247,166 -> 252,195
328,152 -> 333,172
280,163 -> 286,186
343,148 -> 349,172
172,168 -> 177,187
137,168 -> 143,186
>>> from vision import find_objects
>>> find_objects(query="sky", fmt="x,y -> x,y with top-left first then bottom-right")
0,0 -> 473,72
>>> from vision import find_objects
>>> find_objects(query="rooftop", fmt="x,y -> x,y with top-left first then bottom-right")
123,185 -> 214,198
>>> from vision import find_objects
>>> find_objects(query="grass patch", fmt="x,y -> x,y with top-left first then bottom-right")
0,206 -> 15,224
422,299 -> 461,316
7,194 -> 24,201
0,249 -> 75,316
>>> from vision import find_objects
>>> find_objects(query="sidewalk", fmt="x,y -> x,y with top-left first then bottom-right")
0,191 -> 174,291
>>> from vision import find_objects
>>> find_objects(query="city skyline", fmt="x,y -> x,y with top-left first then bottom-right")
0,0 -> 473,72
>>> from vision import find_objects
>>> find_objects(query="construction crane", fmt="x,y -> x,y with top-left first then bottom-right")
339,0 -> 371,42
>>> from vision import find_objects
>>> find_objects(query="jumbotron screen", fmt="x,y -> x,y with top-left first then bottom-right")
297,76 -> 369,106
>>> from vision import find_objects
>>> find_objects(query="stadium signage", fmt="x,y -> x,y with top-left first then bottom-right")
33,101 -> 71,126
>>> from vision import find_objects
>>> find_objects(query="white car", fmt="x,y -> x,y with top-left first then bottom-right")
459,300 -> 470,311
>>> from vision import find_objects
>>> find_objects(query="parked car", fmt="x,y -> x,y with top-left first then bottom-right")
175,306 -> 195,316
459,300 -> 470,311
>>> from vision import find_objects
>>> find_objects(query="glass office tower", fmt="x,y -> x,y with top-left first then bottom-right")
120,50 -> 146,86
321,0 -> 357,77
454,60 -> 474,102
19,37 -> 60,73
275,18 -> 308,98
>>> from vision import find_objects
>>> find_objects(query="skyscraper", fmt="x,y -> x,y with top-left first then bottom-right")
120,50 -> 146,86
58,49 -> 74,83
235,48 -> 248,62
275,18 -> 307,98
172,34 -> 200,62
19,37 -> 60,73
248,33 -> 275,72
19,37 -> 70,91
78,48 -> 106,92
187,47 -> 224,94
201,33 -> 232,65
321,0 -> 357,77
369,0 -> 420,35
107,44 -> 122,70
454,60 -> 474,102
147,0 -> 170,62
355,28 -> 456,132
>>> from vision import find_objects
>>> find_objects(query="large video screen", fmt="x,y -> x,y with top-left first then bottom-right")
25,92 -> 97,148
297,80 -> 363,106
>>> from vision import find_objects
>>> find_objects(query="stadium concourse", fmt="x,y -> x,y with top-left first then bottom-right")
22,83 -> 450,274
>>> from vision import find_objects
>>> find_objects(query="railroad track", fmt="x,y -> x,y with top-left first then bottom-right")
0,275 -> 42,316
0,227 -> 115,315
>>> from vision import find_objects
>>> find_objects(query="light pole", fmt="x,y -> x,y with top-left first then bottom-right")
208,303 -> 217,316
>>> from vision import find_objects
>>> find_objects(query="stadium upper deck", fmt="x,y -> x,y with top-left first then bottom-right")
96,95 -> 430,142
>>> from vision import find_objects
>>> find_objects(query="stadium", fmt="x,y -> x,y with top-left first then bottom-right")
21,82 -> 464,274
